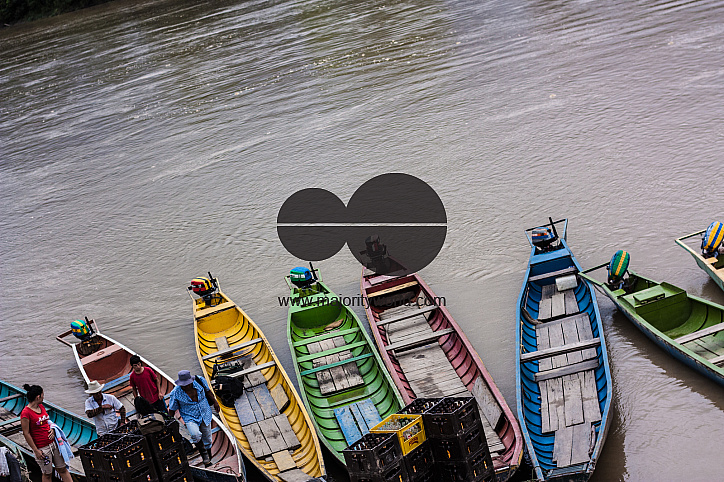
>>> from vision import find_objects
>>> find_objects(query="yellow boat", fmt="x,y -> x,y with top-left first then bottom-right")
189,275 -> 325,482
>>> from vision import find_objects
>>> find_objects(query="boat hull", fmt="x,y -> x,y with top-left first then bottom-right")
286,277 -> 404,464
360,271 -> 523,482
676,230 -> 724,292
192,290 -> 324,482
516,221 -> 612,482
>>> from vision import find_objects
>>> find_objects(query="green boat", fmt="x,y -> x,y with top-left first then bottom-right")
676,228 -> 724,293
581,254 -> 724,387
0,379 -> 97,480
284,265 -> 403,463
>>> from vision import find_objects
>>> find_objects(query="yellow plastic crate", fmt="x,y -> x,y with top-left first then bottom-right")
370,413 -> 426,455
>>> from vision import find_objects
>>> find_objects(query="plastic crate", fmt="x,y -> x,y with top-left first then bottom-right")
146,420 -> 183,457
434,446 -> 494,482
343,432 -> 403,475
404,441 -> 433,478
429,422 -> 488,461
350,460 -> 409,482
398,398 -> 442,416
112,420 -> 140,435
371,414 -> 426,456
409,467 -> 435,482
154,447 -> 187,476
423,397 -> 481,438
105,435 -> 154,474
83,468 -> 107,482
161,463 -> 194,482
78,433 -> 123,472
107,460 -> 158,482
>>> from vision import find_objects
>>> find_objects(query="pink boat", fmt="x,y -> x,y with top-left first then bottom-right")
360,270 -> 523,481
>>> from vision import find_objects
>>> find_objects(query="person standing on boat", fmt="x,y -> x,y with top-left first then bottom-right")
19,384 -> 73,482
129,355 -> 167,414
84,381 -> 126,436
168,370 -> 219,467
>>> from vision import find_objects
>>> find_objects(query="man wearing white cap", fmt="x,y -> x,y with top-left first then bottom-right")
84,381 -> 126,436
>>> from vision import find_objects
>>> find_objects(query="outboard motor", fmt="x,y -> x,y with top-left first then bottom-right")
289,267 -> 315,289
71,318 -> 94,342
188,274 -> 219,305
531,226 -> 558,250
701,221 -> 724,258
607,250 -> 630,288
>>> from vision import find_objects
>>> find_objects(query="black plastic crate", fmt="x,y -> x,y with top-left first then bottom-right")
83,468 -> 107,482
429,422 -> 488,461
105,435 -> 155,474
160,463 -> 194,482
146,419 -> 182,456
350,460 -> 409,482
434,446 -> 494,482
78,433 -> 123,473
107,460 -> 158,482
343,432 -> 404,475
154,447 -> 188,476
112,420 -> 140,435
398,398 -> 442,416
409,467 -> 435,482
404,441 -> 433,478
423,397 -> 481,438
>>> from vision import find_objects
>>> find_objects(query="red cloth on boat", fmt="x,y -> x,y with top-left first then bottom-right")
130,367 -> 160,403
20,404 -> 52,448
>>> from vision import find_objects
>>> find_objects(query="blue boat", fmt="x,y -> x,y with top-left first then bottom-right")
0,379 -> 96,479
515,219 -> 612,481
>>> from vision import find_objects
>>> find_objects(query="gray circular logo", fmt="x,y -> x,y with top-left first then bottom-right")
277,173 -> 446,276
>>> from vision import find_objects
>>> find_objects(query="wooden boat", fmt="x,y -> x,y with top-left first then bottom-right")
56,319 -> 246,481
284,266 -> 404,464
360,269 -> 524,481
189,276 -> 325,482
580,261 -> 724,386
0,437 -> 30,482
676,229 -> 724,292
0,379 -> 96,480
516,219 -> 612,482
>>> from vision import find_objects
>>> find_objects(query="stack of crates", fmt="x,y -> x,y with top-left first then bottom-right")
143,419 -> 193,482
395,399 -> 438,482
342,432 -> 406,482
423,397 -> 494,482
79,432 -> 158,482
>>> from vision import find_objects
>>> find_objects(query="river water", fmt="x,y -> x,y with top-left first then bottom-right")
1,0 -> 723,480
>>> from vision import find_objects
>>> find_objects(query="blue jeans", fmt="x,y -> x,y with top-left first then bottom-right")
185,420 -> 212,450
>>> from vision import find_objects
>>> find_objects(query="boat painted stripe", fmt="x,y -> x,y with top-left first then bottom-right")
104,373 -> 131,390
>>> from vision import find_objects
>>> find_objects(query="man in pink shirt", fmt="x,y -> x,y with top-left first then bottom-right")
129,355 -> 167,414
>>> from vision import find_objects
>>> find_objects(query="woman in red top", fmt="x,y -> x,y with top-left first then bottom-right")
20,384 -> 72,482
129,355 -> 167,414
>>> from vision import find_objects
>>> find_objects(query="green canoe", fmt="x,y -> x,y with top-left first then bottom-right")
676,230 -> 724,293
284,266 -> 403,463
580,264 -> 724,386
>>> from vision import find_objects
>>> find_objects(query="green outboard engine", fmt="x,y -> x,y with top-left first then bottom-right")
290,266 -> 315,289
607,250 -> 630,288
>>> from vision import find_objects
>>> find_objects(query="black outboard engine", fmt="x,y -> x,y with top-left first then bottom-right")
531,226 -> 558,251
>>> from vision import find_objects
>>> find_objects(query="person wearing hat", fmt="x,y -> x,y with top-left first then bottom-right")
129,355 -> 167,414
84,381 -> 125,436
168,370 -> 219,467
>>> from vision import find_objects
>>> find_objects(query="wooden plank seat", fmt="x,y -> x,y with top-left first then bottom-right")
0,416 -> 21,428
202,337 -> 263,361
521,338 -> 601,363
367,281 -> 418,298
104,373 -> 132,390
709,353 -> 724,366
296,341 -> 367,363
195,301 -> 236,319
674,322 -> 724,344
376,305 -> 437,327
305,336 -> 365,396
291,327 -> 359,347
535,359 -> 599,382
385,327 -> 455,353
529,267 -> 578,283
228,361 -> 276,379
0,394 -> 23,403
81,344 -> 124,364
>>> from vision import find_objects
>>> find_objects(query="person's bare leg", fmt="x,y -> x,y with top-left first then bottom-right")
57,467 -> 73,482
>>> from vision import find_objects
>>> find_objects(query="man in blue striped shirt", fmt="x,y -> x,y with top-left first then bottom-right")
168,370 -> 220,467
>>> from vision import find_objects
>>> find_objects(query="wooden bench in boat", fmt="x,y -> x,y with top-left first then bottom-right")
674,322 -> 724,344
385,327 -> 454,353
81,343 -> 124,364
535,306 -> 601,468
202,337 -> 263,361
529,267 -> 578,283
195,301 -> 236,319
0,394 -> 23,403
375,305 -> 437,327
367,281 -> 418,298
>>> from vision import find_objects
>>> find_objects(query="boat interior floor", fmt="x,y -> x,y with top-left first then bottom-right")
379,303 -> 505,455
534,283 -> 601,468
